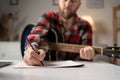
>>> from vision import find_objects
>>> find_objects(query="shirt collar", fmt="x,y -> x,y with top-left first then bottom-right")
56,12 -> 79,25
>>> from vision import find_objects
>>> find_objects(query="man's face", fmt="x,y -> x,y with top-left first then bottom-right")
58,0 -> 81,20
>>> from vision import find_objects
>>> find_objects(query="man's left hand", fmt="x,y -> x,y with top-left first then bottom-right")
79,46 -> 95,60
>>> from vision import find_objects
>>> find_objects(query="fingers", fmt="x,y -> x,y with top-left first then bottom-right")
38,49 -> 46,61
80,46 -> 95,60
24,47 -> 45,66
24,55 -> 41,66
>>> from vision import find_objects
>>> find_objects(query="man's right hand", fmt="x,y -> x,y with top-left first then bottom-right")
23,47 -> 45,66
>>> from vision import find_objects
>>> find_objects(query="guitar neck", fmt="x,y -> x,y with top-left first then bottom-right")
41,42 -> 120,59
41,42 -> 103,54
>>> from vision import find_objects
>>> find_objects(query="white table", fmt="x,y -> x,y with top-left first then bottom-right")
0,60 -> 120,80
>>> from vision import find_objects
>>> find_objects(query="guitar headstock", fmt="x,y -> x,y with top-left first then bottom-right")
104,47 -> 120,59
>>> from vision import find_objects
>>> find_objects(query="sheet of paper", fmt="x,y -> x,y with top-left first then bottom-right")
14,60 -> 84,69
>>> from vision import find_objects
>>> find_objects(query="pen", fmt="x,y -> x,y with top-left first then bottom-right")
26,38 -> 44,66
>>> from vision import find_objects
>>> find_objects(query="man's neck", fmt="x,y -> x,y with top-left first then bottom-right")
60,17 -> 74,30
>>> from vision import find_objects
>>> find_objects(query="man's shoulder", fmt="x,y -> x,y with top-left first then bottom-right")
44,11 -> 58,18
78,17 -> 91,26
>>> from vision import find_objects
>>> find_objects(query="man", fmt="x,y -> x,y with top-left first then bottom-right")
24,0 -> 95,66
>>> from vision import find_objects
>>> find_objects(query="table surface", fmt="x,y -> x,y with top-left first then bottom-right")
0,60 -> 120,80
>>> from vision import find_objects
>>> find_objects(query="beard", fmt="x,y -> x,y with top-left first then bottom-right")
59,7 -> 78,20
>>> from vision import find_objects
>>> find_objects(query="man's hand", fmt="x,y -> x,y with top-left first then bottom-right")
24,47 -> 45,66
79,46 -> 95,60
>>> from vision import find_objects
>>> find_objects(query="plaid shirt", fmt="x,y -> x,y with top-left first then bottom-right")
27,12 -> 93,61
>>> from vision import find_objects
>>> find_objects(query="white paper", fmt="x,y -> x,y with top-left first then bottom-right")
14,60 -> 84,69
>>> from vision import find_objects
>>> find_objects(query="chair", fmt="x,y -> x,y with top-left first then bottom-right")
113,4 -> 120,46
21,24 -> 34,57
112,4 -> 120,64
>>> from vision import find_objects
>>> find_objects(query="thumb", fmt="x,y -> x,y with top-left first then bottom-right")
38,49 -> 46,61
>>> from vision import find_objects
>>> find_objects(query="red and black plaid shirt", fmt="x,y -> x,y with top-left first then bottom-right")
27,12 -> 93,61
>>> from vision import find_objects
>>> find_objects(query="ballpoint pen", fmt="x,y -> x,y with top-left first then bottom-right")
26,38 -> 44,66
